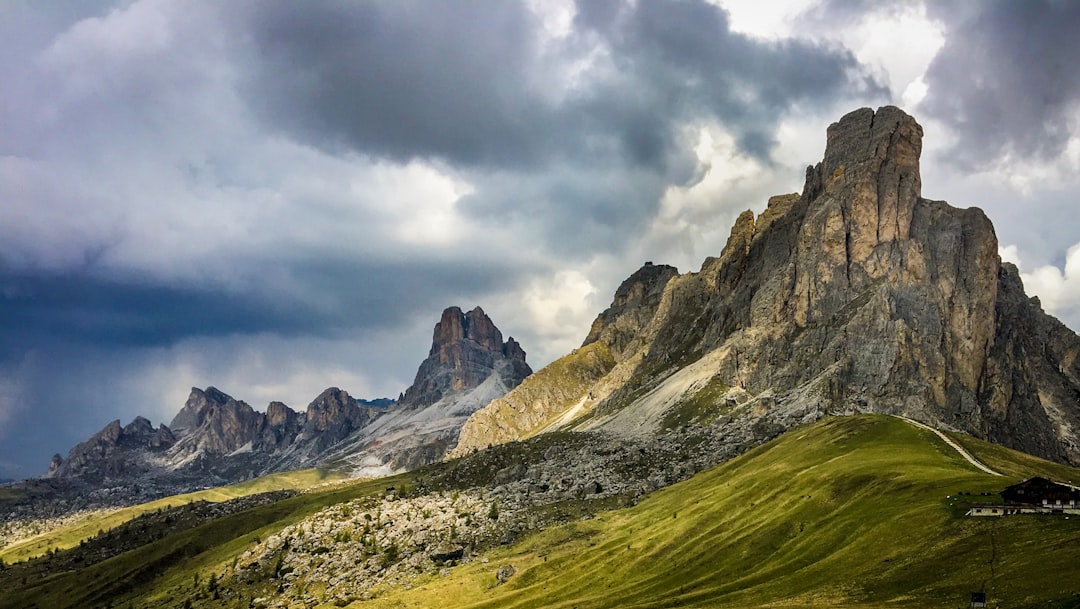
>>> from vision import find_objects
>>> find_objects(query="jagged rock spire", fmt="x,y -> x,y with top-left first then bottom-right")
398,306 -> 531,409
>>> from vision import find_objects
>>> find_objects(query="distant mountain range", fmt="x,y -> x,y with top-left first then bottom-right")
6,106 -> 1080,609
45,306 -> 531,487
453,106 -> 1080,467
35,106 -> 1080,501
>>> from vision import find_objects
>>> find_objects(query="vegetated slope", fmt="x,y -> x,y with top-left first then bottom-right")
0,472 -> 418,609
3,415 -> 1079,609
0,467 -> 345,564
372,415 -> 1080,609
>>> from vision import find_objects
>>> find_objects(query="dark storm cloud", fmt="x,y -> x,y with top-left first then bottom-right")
234,0 -> 884,260
0,257 -> 511,357
818,0 -> 1080,169
918,0 -> 1080,167
238,0 -> 553,167
238,0 -> 883,170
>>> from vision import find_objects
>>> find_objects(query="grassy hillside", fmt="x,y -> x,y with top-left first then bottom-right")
0,467 -> 345,564
5,416 -> 1079,609
0,470 -> 412,609
364,415 -> 1080,609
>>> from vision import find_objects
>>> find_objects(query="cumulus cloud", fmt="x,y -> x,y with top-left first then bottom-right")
1003,243 -> 1080,331
0,0 -> 969,478
918,0 -> 1080,169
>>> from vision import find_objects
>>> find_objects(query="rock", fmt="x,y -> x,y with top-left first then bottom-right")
44,306 -> 532,491
398,306 -> 532,409
301,388 -> 381,454
583,262 -> 680,360
453,105 -> 1080,466
496,564 -> 516,584
430,543 -> 465,562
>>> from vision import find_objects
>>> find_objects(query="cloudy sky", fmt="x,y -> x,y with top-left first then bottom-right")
2,0 -> 1079,479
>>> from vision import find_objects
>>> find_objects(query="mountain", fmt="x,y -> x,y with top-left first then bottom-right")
314,306 -> 533,474
453,106 -> 1080,466
44,305 -> 530,488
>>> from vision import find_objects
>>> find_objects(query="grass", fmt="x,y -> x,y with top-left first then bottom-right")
360,415 -> 1080,609
0,471 -> 409,609
944,431 -> 1080,484
6,416 -> 1080,609
0,467 -> 345,564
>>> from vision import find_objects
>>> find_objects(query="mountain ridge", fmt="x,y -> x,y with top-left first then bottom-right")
453,105 -> 1080,466
44,306 -> 531,487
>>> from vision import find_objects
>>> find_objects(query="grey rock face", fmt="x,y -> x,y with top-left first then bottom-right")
583,262 -> 680,361
46,306 -> 531,487
398,306 -> 532,410
456,106 -> 1080,466
301,387 -> 382,455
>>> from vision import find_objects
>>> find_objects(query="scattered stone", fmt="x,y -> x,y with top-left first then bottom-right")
496,564 -> 516,584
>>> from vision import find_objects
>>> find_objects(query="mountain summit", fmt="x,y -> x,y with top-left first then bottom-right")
454,106 -> 1080,465
399,306 -> 531,409
46,305 -> 530,487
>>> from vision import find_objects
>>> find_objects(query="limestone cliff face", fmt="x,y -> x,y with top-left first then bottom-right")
454,106 -> 1080,465
398,306 -> 532,410
169,384 -> 268,457
583,262 -> 680,360
301,387 -> 382,455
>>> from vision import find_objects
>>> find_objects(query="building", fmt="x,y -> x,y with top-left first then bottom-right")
965,477 -> 1080,517
1001,477 -> 1080,509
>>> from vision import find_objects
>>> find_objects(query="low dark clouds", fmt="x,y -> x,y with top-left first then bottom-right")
240,0 -> 882,170
0,0 -> 891,478
0,257 -> 507,355
920,0 -> 1080,167
241,1 -> 552,167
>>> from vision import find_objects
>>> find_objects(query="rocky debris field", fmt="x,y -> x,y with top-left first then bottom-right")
231,490 -> 504,607
207,422 -> 768,607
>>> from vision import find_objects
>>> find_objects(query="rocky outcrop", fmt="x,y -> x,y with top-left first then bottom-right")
398,306 -> 532,410
45,306 -> 532,486
329,307 -> 534,473
300,388 -> 382,455
454,106 -> 1080,466
168,387 -> 266,457
583,262 -> 679,360
45,416 -> 176,481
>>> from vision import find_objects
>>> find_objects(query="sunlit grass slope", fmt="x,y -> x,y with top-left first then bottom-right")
0,471 -> 409,609
365,415 -> 1080,609
0,467 -> 345,564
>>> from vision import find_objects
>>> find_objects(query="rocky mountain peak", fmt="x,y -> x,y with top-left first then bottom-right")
123,416 -> 153,436
266,401 -> 296,427
170,386 -> 231,437
429,306 -> 504,356
802,105 -> 924,269
454,105 -> 1080,467
399,306 -> 532,410
583,261 -> 679,360
503,336 -> 526,362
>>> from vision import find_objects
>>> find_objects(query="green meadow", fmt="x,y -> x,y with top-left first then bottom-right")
0,467 -> 345,564
364,415 -> 1080,609
4,415 -> 1079,609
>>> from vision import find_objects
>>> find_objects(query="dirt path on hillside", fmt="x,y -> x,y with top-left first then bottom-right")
896,416 -> 1003,476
